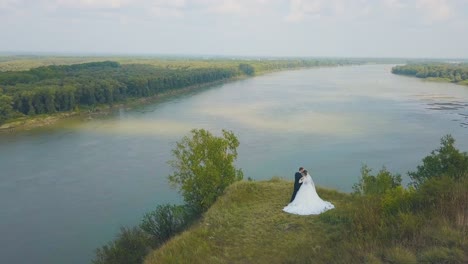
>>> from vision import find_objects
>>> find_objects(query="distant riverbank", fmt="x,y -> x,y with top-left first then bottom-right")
392,63 -> 468,86
0,77 -> 245,132
0,58 -> 359,132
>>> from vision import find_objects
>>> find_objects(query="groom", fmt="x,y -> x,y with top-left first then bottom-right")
290,167 -> 304,202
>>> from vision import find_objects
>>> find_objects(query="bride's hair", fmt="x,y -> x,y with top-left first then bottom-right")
302,169 -> 308,175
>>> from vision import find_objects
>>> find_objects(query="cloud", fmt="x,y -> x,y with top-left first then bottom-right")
383,0 -> 455,22
48,0 -> 271,16
0,0 -> 467,57
0,0 -> 19,9
383,0 -> 407,8
285,0 -> 323,22
54,0 -> 129,9
1,0 -> 460,22
284,0 -> 373,22
149,0 -> 187,18
416,0 -> 453,21
196,0 -> 271,15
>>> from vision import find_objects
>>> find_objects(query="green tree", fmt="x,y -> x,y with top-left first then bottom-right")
0,94 -> 14,124
352,165 -> 402,195
168,129 -> 243,212
408,135 -> 468,188
92,227 -> 151,264
239,63 -> 255,76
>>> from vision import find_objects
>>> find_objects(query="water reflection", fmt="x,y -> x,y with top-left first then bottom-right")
413,93 -> 468,128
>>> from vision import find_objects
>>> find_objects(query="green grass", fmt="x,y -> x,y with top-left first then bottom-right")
144,178 -> 350,264
144,177 -> 468,264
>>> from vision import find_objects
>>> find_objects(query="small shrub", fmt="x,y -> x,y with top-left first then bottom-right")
363,253 -> 383,264
140,204 -> 195,246
353,165 -> 402,196
419,246 -> 465,264
381,186 -> 415,215
414,176 -> 454,207
269,176 -> 283,182
383,246 -> 417,264
92,227 -> 151,264
409,135 -> 468,188
394,212 -> 424,241
349,196 -> 383,237
424,224 -> 465,248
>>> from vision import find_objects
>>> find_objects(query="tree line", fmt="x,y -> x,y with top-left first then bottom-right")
392,63 -> 468,84
0,61 -> 239,124
0,59 -> 356,124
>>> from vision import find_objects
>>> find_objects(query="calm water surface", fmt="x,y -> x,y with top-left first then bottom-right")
1,65 -> 467,263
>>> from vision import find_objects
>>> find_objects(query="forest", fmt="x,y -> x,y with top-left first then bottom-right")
0,58 -> 357,124
392,63 -> 468,85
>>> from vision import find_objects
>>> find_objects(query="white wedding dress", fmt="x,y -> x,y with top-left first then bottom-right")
283,174 -> 334,215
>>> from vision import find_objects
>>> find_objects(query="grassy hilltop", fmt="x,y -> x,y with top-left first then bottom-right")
145,179 -> 348,264
145,174 -> 467,264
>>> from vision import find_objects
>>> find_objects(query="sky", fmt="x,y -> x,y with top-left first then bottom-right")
0,0 -> 467,58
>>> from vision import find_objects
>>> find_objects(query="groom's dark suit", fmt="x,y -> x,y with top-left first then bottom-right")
290,171 -> 303,202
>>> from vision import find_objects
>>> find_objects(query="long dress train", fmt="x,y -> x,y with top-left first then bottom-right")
283,174 -> 334,215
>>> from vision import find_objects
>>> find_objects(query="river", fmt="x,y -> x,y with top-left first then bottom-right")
0,64 -> 467,263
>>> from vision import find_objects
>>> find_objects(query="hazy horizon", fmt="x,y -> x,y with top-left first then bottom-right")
1,51 -> 468,60
1,0 -> 468,58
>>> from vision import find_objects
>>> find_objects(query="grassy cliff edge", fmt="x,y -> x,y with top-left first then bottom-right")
144,178 -> 350,264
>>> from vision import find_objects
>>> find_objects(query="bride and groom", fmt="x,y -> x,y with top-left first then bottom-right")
283,167 -> 334,215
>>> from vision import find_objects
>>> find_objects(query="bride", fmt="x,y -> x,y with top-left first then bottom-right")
283,169 -> 334,215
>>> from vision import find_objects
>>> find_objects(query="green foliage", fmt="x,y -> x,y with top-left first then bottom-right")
352,165 -> 402,195
414,176 -> 468,226
0,93 -> 14,124
392,63 -> 468,85
0,61 -> 237,122
392,212 -> 425,241
409,135 -> 468,188
168,129 -> 243,212
383,246 -> 418,264
424,224 -> 467,248
92,227 -> 151,264
140,204 -> 194,246
94,203 -> 197,264
0,58 -> 361,123
238,63 -> 255,75
419,247 -> 466,264
363,254 -> 384,264
381,186 -> 415,215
